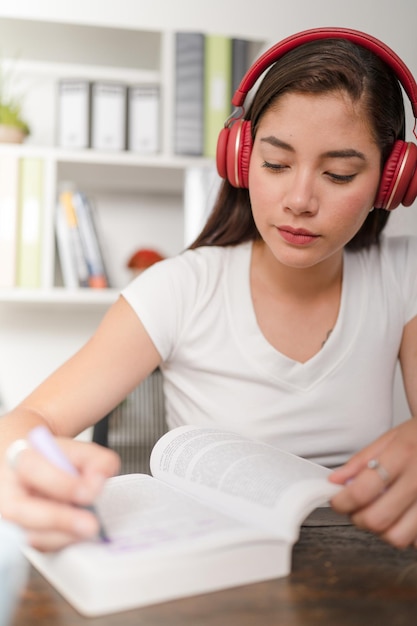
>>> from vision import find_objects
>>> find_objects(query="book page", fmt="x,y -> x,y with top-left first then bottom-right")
150,426 -> 341,541
24,472 -> 284,616
92,473 -> 271,561
24,472 -> 290,616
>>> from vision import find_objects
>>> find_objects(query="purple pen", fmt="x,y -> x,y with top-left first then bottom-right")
27,425 -> 109,543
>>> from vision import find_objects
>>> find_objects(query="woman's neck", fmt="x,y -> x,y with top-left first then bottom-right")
251,240 -> 344,301
250,241 -> 344,362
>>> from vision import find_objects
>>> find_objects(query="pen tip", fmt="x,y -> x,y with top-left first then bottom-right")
98,528 -> 111,543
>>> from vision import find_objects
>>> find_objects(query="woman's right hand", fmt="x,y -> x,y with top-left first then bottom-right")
0,435 -> 120,552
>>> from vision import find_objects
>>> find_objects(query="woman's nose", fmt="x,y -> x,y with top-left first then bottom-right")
283,169 -> 319,215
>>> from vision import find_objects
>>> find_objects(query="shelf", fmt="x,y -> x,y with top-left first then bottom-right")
0,144 -> 215,193
0,143 -> 214,169
0,288 -> 119,308
55,149 -> 214,171
55,151 -> 215,194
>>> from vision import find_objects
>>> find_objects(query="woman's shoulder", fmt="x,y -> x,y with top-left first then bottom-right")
378,234 -> 417,267
180,241 -> 252,264
348,235 -> 417,265
160,241 -> 252,279
123,242 -> 252,298
380,233 -> 417,251
346,235 -> 417,289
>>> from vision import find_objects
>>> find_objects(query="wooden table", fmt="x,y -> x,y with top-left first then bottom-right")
12,519 -> 417,626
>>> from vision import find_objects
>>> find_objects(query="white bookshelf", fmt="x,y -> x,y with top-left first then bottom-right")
0,17 -> 250,304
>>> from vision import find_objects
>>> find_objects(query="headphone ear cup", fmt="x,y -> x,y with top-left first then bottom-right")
237,121 -> 253,189
223,120 -> 253,188
375,141 -> 407,210
216,126 -> 230,180
375,141 -> 417,210
217,120 -> 252,188
402,143 -> 417,206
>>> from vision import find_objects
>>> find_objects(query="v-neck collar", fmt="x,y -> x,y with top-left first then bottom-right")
225,242 -> 367,392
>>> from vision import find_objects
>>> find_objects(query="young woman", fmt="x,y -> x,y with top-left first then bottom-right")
1,28 -> 417,552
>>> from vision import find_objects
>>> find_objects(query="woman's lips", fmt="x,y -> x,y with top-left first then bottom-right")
277,226 -> 319,245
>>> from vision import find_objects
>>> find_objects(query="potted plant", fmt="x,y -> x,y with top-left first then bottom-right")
0,60 -> 30,143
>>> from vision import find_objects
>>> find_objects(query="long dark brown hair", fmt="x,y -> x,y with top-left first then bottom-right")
190,37 -> 405,250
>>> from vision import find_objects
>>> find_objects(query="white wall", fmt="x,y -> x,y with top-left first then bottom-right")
2,1 -> 417,86
3,0 -> 417,51
0,0 -> 417,414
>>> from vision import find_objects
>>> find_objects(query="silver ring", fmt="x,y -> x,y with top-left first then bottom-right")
367,458 -> 390,483
5,439 -> 30,471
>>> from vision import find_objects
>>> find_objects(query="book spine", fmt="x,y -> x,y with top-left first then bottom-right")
0,155 -> 19,288
59,190 -> 89,288
128,85 -> 160,154
71,191 -> 109,288
203,34 -> 232,159
57,79 -> 91,149
231,38 -> 250,97
174,32 -> 205,156
55,199 -> 79,289
91,82 -> 127,151
16,157 -> 44,289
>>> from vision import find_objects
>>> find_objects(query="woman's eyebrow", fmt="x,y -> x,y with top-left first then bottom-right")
260,136 -> 294,151
260,137 -> 366,161
323,148 -> 366,160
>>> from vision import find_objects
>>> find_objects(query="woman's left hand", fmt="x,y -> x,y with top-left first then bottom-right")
330,419 -> 417,548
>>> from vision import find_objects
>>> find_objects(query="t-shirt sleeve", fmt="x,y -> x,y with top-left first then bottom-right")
385,236 -> 417,324
120,250 -> 207,361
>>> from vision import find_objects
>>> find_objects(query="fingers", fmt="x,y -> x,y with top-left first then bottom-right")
330,422 -> 417,548
11,448 -> 104,506
3,492 -> 99,536
329,428 -> 397,485
347,475 -> 417,549
27,530 -> 87,553
55,438 -> 121,479
11,439 -> 119,505
1,437 -> 120,552
380,500 -> 417,549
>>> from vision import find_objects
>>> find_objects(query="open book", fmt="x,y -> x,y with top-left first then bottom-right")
24,425 -> 342,616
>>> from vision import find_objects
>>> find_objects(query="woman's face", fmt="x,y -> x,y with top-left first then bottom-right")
248,90 -> 382,269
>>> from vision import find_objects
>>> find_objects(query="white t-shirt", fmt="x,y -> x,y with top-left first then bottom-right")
122,236 -> 417,467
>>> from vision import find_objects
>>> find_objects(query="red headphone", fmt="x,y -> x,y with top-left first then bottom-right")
216,27 -> 417,210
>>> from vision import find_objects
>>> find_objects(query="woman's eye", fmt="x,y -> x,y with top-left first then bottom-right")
327,172 -> 357,184
262,161 -> 287,172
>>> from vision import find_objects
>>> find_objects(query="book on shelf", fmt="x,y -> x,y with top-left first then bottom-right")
0,155 -> 19,288
57,79 -> 91,149
173,32 -> 260,158
231,38 -> 251,96
203,34 -> 232,158
55,196 -> 79,289
128,84 -> 160,154
24,425 -> 341,617
71,191 -> 109,288
91,82 -> 127,152
174,32 -> 205,156
56,190 -> 109,289
16,157 -> 44,289
57,190 -> 89,288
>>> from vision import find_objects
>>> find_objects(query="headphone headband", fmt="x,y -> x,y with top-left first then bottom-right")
232,27 -> 417,119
